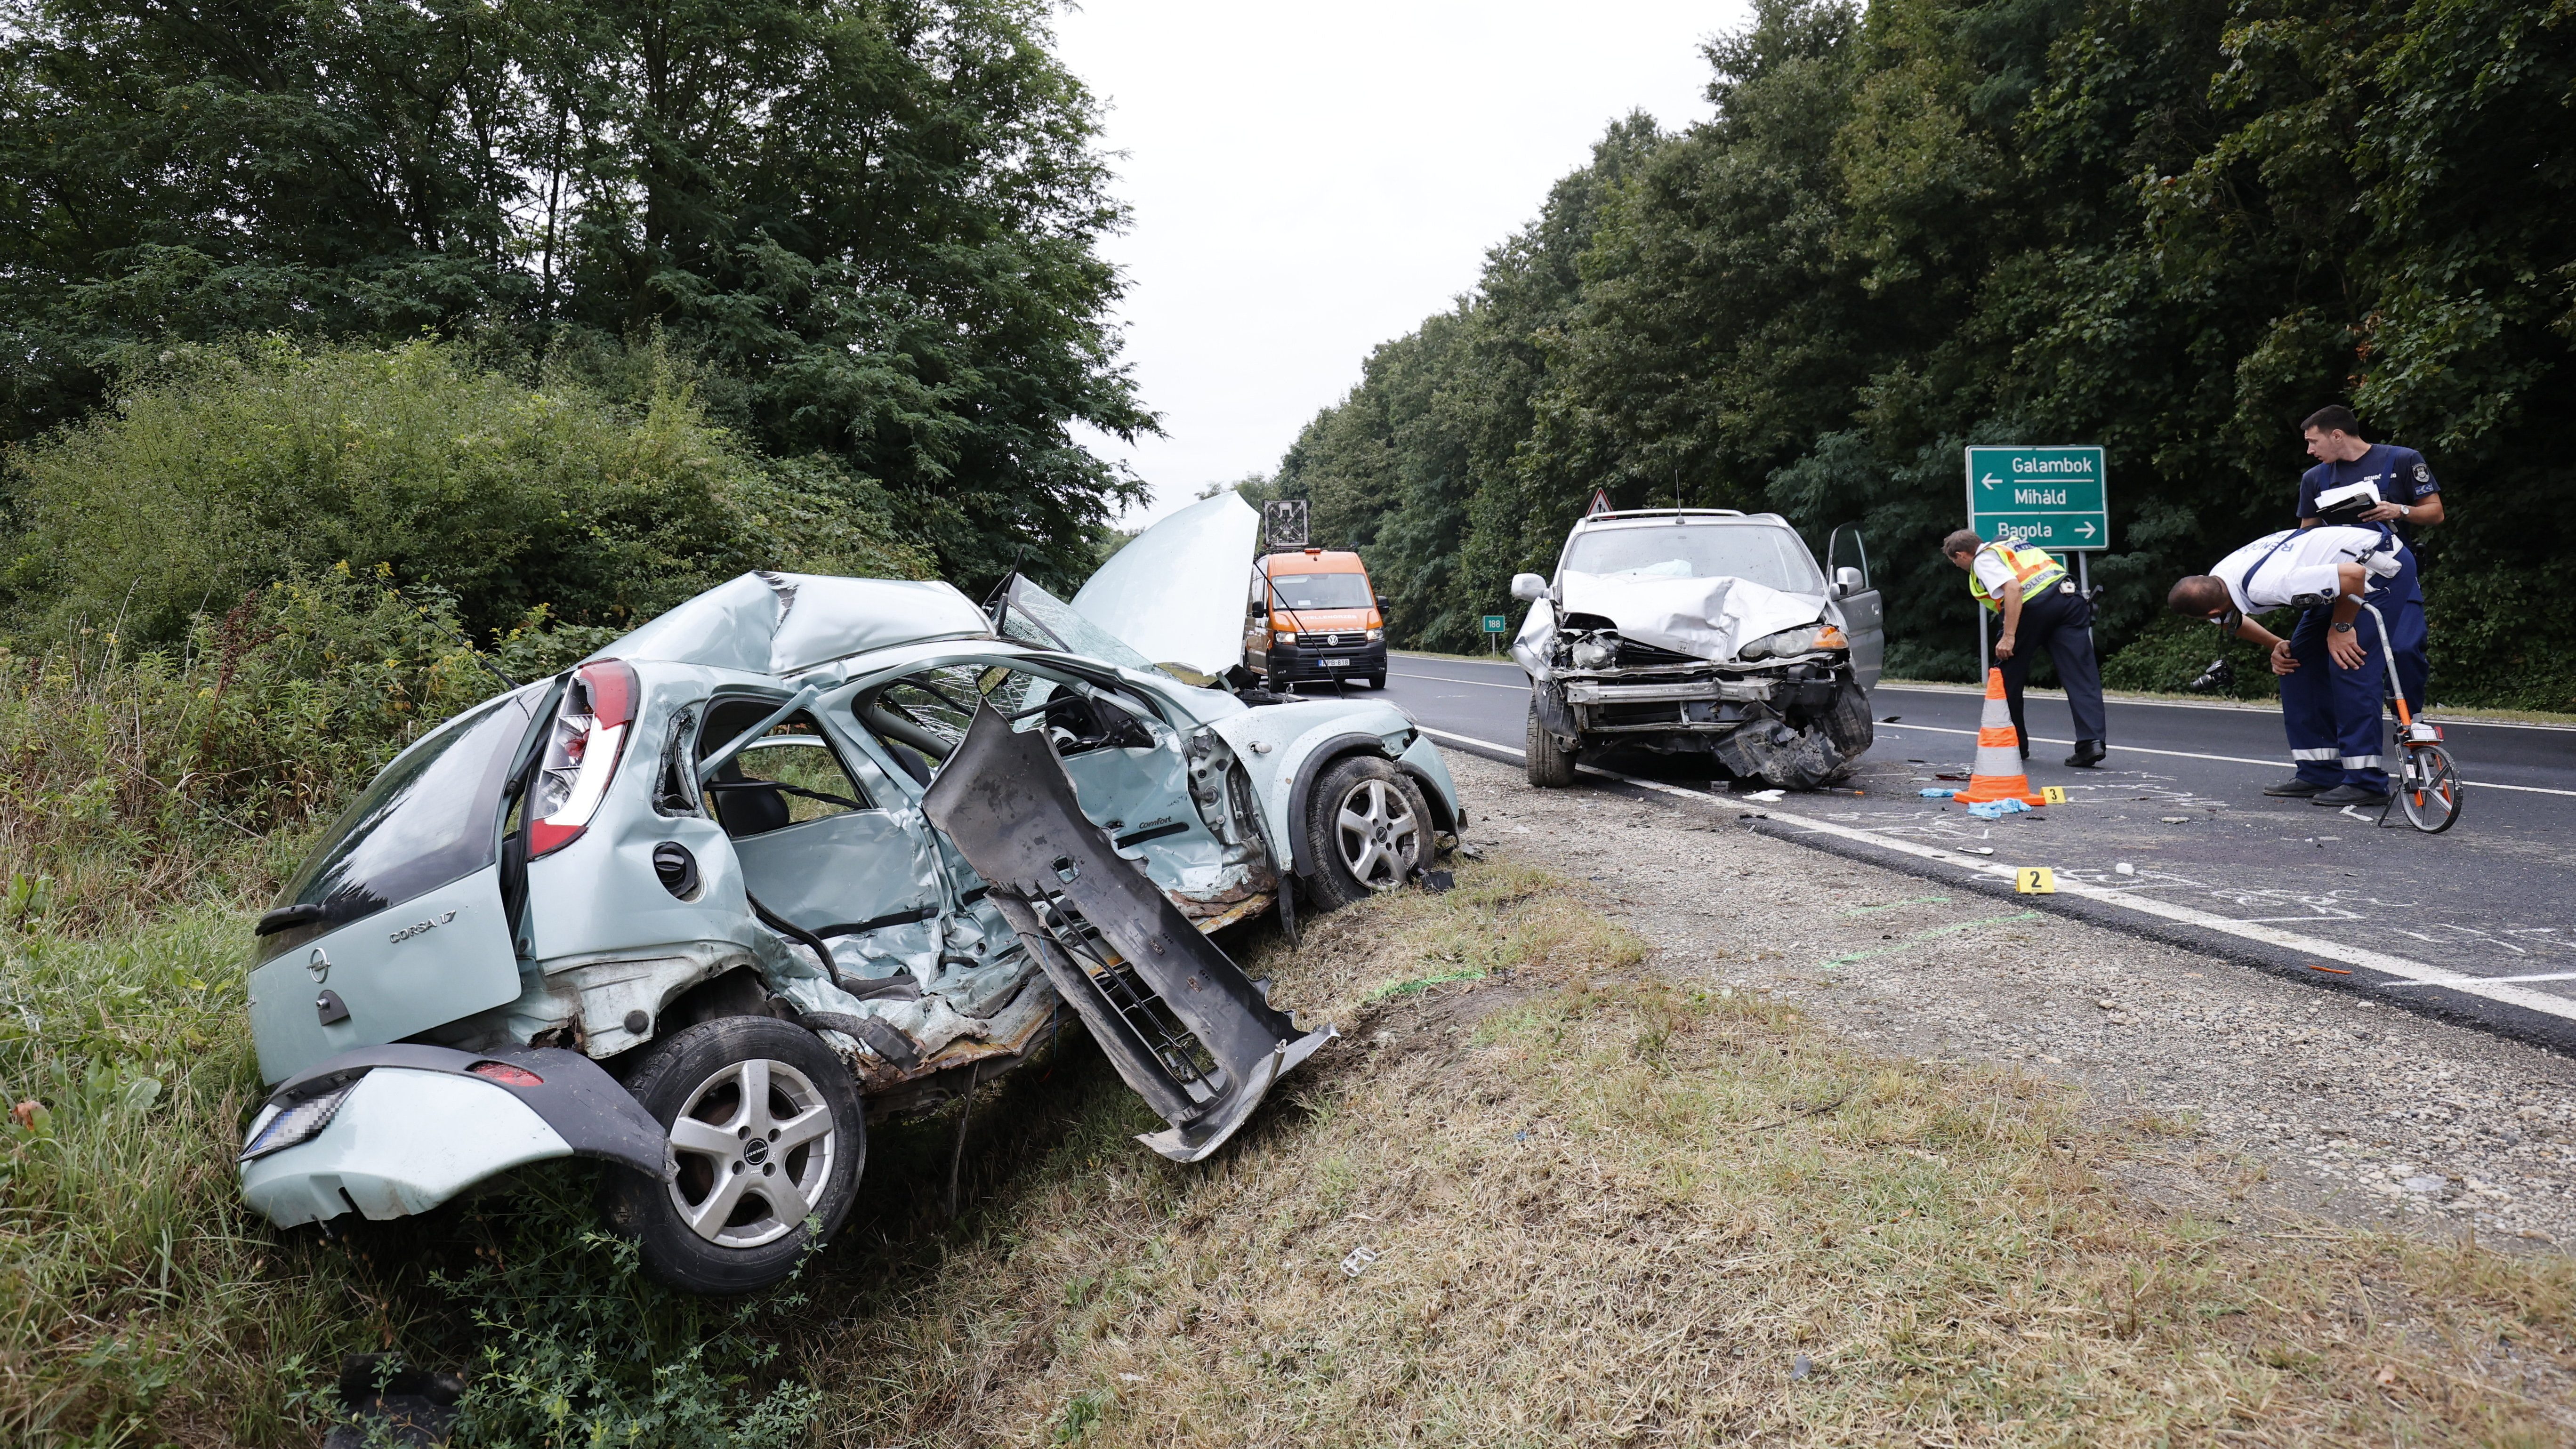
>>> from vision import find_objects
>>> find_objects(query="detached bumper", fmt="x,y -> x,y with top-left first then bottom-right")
239,1045 -> 668,1228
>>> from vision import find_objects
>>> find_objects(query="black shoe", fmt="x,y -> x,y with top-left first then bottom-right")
2064,740 -> 2105,768
2311,784 -> 2391,807
2263,777 -> 2329,797
2018,738 -> 2031,761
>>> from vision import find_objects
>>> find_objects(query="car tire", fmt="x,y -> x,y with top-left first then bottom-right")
1820,677 -> 1875,762
604,1015 -> 865,1295
1366,673 -> 1386,690
1304,754 -> 1433,910
1525,702 -> 1577,788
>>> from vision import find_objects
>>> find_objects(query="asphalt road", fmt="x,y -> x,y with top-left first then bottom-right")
1369,651 -> 2576,1045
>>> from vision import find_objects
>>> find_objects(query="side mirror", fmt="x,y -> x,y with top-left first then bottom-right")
1833,566 -> 1864,598
1509,572 -> 1548,603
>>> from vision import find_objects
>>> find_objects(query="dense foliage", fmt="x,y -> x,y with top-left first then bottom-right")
1272,0 -> 2576,708
0,0 -> 1147,590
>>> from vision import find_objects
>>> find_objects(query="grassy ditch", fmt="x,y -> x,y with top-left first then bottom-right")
8,859 -> 2576,1444
796,863 -> 2576,1446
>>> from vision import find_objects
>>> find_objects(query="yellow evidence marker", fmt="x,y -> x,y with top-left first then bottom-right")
2040,786 -> 2067,805
2014,867 -> 2057,894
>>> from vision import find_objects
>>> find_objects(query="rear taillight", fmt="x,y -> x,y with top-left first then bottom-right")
465,1061 -> 545,1087
529,660 -> 639,858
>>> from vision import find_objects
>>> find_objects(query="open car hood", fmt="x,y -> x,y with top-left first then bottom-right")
592,572 -> 990,676
1070,493 -> 1260,683
1557,571 -> 1827,663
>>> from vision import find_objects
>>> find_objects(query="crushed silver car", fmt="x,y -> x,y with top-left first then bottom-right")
1511,508 -> 1882,789
237,505 -> 1461,1294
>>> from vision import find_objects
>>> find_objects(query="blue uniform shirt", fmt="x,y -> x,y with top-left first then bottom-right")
2298,443 -> 2439,539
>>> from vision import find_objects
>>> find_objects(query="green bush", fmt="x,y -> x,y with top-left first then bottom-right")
1,337 -> 930,648
0,566 -> 512,932
2099,608 -> 2287,702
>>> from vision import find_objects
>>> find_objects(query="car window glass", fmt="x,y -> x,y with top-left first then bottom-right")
280,693 -> 533,927
1264,572 -> 1373,609
996,575 -> 1173,679
1561,524 -> 1823,592
703,715 -> 869,836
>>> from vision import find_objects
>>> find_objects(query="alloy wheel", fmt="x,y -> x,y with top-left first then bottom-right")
665,1056 -> 838,1248
1333,777 -> 1420,890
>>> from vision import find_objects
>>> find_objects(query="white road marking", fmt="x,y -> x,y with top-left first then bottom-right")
1878,722 -> 2576,798
1390,670 -> 1527,692
1415,725 -> 2576,1023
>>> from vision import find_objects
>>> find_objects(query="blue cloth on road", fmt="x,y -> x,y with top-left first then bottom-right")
2281,539 -> 2426,793
1966,798 -> 2032,819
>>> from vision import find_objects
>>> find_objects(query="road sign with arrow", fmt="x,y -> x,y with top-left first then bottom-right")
1964,445 -> 2109,552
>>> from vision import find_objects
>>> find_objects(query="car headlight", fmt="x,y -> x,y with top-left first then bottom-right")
1366,627 -> 1384,642
1274,631 -> 1296,645
240,1079 -> 360,1162
1739,624 -> 1848,661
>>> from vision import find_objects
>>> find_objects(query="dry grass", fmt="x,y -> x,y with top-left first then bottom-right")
799,862 -> 2576,1446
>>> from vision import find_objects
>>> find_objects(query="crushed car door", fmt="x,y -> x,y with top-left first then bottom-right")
921,702 -> 1330,1163
696,703 -> 945,982
246,690 -> 544,1084
1826,524 -> 1885,691
859,660 -> 1264,922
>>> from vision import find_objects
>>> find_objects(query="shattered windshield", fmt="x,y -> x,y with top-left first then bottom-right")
996,575 -> 1173,680
1263,572 -> 1373,609
1561,523 -> 1823,593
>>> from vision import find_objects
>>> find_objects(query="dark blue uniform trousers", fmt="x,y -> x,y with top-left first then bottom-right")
2283,547 -> 2427,793
1990,583 -> 2108,747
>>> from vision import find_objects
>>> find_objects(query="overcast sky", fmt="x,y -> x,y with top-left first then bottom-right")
1050,1 -> 1749,526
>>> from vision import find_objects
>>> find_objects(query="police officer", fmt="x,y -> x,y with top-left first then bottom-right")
2298,405 -> 2443,536
1941,530 -> 2107,768
2165,524 -> 2427,807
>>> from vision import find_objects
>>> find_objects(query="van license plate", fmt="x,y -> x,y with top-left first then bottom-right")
1324,657 -> 1351,667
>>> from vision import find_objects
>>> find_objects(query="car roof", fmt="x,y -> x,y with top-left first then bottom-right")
1570,508 -> 1791,530
588,572 -> 991,676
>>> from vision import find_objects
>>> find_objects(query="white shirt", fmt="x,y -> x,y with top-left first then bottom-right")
2209,526 -> 2404,613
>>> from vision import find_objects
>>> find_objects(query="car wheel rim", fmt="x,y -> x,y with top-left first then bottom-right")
664,1056 -> 837,1248
1333,778 -> 1419,890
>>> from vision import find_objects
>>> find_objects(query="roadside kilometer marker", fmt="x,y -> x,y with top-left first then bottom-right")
2015,868 -> 2058,894
2040,786 -> 2068,805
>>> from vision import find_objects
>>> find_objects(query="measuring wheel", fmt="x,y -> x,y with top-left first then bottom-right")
2393,740 -> 2463,834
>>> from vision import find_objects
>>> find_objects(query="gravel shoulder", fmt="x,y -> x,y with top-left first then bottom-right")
1446,749 -> 2576,1248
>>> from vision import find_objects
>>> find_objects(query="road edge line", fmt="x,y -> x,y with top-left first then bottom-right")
1417,725 -> 2576,1057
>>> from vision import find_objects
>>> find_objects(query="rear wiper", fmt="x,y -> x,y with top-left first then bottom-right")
254,903 -> 324,937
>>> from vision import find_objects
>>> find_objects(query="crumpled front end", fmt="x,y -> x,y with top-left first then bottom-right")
1517,576 -> 1871,789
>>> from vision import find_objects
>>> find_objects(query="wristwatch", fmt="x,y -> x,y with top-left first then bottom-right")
2399,503 -> 2414,519
2333,622 -> 2355,633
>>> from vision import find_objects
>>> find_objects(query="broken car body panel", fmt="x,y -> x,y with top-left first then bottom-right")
922,704 -> 1333,1161
1068,491 -> 1261,683
1514,511 -> 1879,789
240,563 -> 1458,1264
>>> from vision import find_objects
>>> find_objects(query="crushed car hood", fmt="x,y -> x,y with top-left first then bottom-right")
593,572 -> 991,676
1556,571 -> 1827,663
1071,492 -> 1260,682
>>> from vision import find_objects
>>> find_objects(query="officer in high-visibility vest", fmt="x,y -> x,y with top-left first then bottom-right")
1940,529 -> 2108,768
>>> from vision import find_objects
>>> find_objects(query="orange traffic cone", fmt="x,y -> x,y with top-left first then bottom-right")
1950,668 -> 2046,806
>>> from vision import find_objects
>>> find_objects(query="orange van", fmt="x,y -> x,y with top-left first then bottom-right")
1244,548 -> 1387,689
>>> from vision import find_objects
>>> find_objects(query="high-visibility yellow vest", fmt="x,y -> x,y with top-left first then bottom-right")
1966,542 -> 2068,614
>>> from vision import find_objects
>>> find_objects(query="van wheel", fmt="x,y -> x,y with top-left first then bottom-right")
1366,672 -> 1386,690
604,1015 -> 864,1295
1525,702 -> 1576,788
1304,755 -> 1431,910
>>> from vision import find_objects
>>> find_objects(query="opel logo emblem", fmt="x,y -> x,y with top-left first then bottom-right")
306,947 -> 331,984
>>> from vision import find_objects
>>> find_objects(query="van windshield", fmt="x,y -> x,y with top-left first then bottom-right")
1562,524 -> 1823,593
1264,572 -> 1373,610
274,692 -> 536,936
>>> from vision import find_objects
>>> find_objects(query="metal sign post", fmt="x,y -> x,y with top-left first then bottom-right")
1964,445 -> 2109,676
